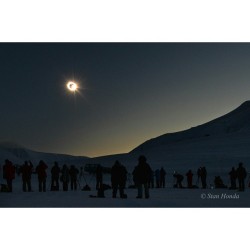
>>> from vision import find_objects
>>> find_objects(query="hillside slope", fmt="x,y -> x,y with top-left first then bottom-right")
126,101 -> 250,172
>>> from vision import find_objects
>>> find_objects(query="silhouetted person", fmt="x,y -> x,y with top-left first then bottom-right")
51,162 -> 60,191
173,172 -> 184,188
20,161 -> 33,192
61,164 -> 70,191
111,160 -> 127,198
229,167 -> 237,190
155,169 -> 160,188
214,176 -> 227,188
132,155 -> 152,199
160,167 -> 166,188
69,165 -> 79,190
197,167 -> 201,186
96,165 -> 103,190
3,159 -> 15,192
237,162 -> 247,191
36,160 -> 48,192
200,167 -> 207,189
186,170 -> 193,188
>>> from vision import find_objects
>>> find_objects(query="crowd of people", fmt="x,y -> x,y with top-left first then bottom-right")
1,159 -> 80,193
1,156 -> 249,198
172,163 -> 248,192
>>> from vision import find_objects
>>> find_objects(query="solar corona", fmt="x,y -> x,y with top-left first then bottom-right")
67,81 -> 78,92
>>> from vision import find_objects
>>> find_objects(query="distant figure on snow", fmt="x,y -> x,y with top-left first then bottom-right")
111,160 -> 127,198
20,161 -> 33,192
36,160 -> 48,192
96,165 -> 103,190
200,166 -> 207,189
196,167 -> 201,186
229,167 -> 237,190
132,155 -> 152,199
3,159 -> 15,192
69,165 -> 79,190
160,167 -> 166,188
237,162 -> 247,191
51,162 -> 60,191
186,170 -> 193,188
61,164 -> 70,191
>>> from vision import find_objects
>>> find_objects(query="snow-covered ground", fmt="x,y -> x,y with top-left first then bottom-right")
2,185 -> 250,208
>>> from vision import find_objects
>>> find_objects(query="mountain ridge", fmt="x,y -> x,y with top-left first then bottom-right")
131,100 -> 250,153
1,101 -> 250,173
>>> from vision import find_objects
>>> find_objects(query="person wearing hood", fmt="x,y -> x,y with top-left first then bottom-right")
36,160 -> 48,192
132,155 -> 152,199
111,160 -> 127,198
3,159 -> 15,192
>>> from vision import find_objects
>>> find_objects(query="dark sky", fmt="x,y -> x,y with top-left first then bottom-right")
1,43 -> 250,157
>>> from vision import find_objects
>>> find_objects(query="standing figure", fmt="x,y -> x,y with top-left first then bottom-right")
69,165 -> 79,190
61,164 -> 70,191
132,155 -> 152,199
20,161 -> 33,192
237,162 -> 247,191
160,167 -> 166,188
51,162 -> 60,191
36,160 -> 48,192
96,165 -> 103,190
229,167 -> 237,190
111,160 -> 127,198
3,159 -> 15,192
186,170 -> 193,188
197,167 -> 201,186
200,166 -> 207,189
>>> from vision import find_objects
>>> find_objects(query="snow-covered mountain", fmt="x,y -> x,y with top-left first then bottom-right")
128,101 -> 250,173
0,141 -> 89,167
133,101 -> 250,150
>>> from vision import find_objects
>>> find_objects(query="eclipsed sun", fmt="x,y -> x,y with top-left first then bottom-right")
67,81 -> 78,92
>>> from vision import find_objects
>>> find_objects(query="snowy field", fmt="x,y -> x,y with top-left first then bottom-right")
1,173 -> 250,207
1,186 -> 250,208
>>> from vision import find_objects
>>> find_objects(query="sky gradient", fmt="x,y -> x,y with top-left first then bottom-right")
1,43 -> 250,157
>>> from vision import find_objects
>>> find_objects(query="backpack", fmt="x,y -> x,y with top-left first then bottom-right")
0,184 -> 9,192
82,185 -> 91,191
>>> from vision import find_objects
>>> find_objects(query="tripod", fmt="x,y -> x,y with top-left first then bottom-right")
78,167 -> 90,189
